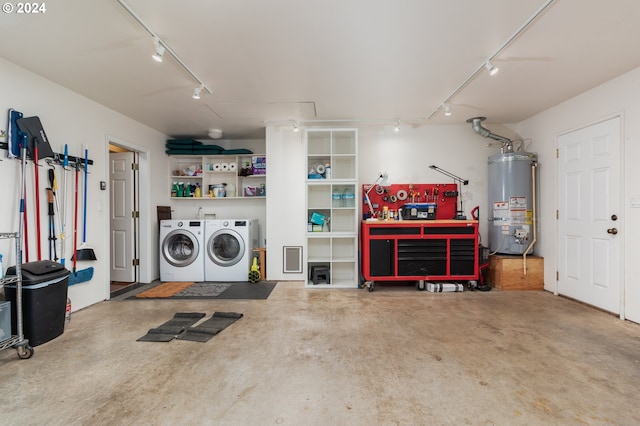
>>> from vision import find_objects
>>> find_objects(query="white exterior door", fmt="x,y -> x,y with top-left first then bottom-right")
110,152 -> 136,282
557,117 -> 622,314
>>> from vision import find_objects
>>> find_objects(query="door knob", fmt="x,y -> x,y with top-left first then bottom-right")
607,228 -> 618,235
611,214 -> 618,221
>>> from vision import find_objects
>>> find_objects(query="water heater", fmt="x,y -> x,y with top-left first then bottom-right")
466,117 -> 537,255
488,152 -> 537,254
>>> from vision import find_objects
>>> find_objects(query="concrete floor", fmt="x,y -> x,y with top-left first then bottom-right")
1,282 -> 639,425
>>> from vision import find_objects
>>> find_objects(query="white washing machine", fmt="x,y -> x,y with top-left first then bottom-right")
204,219 -> 259,282
159,219 -> 205,282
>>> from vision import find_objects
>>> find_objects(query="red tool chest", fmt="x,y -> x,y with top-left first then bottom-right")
361,219 -> 479,286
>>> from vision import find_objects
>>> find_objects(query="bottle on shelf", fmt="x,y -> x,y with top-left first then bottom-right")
332,187 -> 343,207
342,187 -> 355,208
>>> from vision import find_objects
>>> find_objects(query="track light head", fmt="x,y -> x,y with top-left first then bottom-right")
152,36 -> 165,62
485,60 -> 499,76
443,104 -> 452,116
293,121 -> 300,132
394,120 -> 400,132
192,84 -> 203,100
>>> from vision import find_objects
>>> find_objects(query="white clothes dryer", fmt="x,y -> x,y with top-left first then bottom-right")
159,219 -> 205,282
204,219 -> 259,282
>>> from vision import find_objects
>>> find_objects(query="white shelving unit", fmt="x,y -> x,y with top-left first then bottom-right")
168,154 -> 266,199
305,129 -> 358,288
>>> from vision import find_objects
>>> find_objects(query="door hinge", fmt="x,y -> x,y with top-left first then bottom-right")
131,163 -> 139,171
556,210 -> 559,220
556,271 -> 559,281
132,210 -> 139,218
556,148 -> 559,158
132,258 -> 140,266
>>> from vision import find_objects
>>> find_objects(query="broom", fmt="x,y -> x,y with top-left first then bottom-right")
74,147 -> 97,261
69,159 -> 93,286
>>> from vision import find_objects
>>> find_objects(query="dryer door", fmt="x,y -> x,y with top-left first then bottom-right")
207,229 -> 245,267
162,229 -> 200,267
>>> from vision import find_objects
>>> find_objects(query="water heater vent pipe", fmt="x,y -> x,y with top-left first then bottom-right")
466,117 -> 514,153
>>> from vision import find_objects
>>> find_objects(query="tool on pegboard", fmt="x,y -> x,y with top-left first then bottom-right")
361,183 -> 458,220
429,165 -> 469,220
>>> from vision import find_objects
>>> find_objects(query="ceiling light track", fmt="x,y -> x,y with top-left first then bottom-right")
427,0 -> 556,120
116,0 -> 213,97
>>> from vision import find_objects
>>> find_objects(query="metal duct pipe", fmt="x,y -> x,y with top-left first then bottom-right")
466,117 -> 513,152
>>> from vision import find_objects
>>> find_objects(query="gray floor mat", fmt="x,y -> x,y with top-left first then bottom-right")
176,312 -> 243,343
137,312 -> 206,342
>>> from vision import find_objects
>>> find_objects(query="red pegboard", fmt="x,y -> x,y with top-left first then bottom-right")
362,183 -> 459,220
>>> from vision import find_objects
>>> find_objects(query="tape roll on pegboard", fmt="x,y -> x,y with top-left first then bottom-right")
390,195 -> 397,203
221,163 -> 229,171
375,185 -> 384,195
396,189 -> 408,201
315,164 -> 326,174
213,163 -> 221,171
229,163 -> 236,171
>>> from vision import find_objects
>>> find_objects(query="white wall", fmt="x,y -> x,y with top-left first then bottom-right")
265,122 -> 507,282
516,65 -> 640,323
0,58 -> 168,312
265,126 -> 306,281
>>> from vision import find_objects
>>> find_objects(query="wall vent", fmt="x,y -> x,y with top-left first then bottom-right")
283,246 -> 302,273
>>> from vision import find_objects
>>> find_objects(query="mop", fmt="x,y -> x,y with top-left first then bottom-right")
68,154 -> 93,285
73,147 -> 96,261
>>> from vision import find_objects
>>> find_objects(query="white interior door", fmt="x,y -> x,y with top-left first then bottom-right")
557,117 -> 621,314
110,152 -> 135,282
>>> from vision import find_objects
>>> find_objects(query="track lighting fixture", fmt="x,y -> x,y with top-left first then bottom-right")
485,60 -> 499,76
426,0 -> 555,121
192,84 -> 203,100
443,104 -> 452,116
394,120 -> 400,132
293,121 -> 300,132
117,1 -> 213,98
151,36 -> 165,62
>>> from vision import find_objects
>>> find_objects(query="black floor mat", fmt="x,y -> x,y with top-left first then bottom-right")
137,312 -> 206,342
176,311 -> 243,343
125,281 -> 276,300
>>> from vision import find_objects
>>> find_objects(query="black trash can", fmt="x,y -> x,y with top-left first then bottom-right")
5,260 -> 70,346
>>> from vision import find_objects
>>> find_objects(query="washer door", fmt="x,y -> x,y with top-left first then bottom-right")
207,229 -> 245,267
162,229 -> 200,267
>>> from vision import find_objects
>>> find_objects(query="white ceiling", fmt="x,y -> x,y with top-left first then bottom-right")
1,0 -> 640,139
